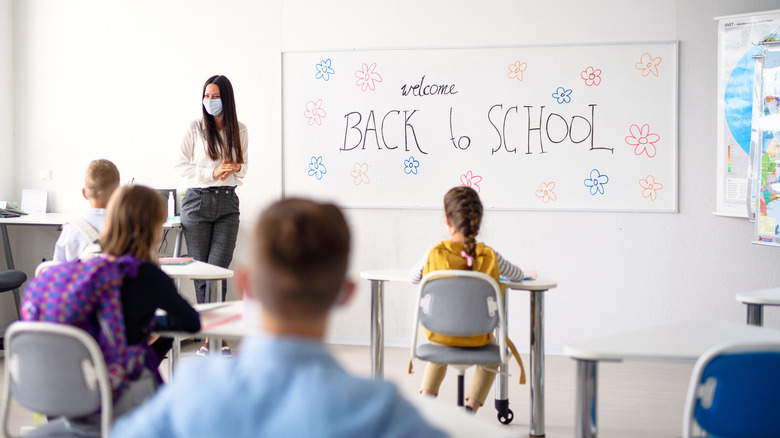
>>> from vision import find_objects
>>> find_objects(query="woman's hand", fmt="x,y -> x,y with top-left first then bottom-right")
212,161 -> 241,181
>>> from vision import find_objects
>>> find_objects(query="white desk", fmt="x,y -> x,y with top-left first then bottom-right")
160,261 -> 234,371
360,269 -> 556,436
563,320 -> 780,438
736,288 -> 780,326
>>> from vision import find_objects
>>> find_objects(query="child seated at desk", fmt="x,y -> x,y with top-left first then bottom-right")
112,198 -> 446,438
409,186 -> 526,413
53,159 -> 120,261
24,185 -> 200,438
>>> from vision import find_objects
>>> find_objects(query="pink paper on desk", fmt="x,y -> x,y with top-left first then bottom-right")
201,313 -> 242,330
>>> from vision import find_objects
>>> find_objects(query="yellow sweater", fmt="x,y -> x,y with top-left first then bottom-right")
422,240 -> 501,347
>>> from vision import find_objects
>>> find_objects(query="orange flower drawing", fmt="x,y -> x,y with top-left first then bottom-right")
351,162 -> 370,185
635,53 -> 662,77
639,175 -> 663,201
535,181 -> 557,203
508,61 -> 527,81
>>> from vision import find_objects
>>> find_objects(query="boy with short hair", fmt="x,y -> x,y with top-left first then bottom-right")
53,159 -> 120,261
111,199 -> 446,438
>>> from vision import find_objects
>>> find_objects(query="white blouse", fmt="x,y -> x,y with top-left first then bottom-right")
175,119 -> 249,187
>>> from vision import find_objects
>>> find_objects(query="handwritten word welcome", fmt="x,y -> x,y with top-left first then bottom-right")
401,76 -> 458,97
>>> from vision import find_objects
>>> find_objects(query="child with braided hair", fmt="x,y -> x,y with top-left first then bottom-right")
409,185 -> 528,413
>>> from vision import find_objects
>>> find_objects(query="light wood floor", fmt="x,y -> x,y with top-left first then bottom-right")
1,341 -> 694,437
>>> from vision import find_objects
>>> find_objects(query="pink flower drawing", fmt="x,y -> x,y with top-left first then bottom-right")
535,181 -> 557,203
625,124 -> 660,158
460,171 -> 483,193
580,66 -> 602,86
355,63 -> 383,91
507,61 -> 527,81
304,99 -> 326,126
635,53 -> 662,77
351,162 -> 370,185
639,175 -> 663,201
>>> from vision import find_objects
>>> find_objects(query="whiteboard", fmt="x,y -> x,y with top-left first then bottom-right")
282,42 -> 678,211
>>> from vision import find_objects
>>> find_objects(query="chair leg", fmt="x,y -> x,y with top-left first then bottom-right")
457,373 -> 464,407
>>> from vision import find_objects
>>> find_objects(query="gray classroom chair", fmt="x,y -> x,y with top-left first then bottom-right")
410,270 -> 507,410
0,322 -> 112,438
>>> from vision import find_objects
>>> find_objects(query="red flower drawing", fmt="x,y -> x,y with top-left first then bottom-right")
625,124 -> 660,158
304,99 -> 326,126
355,63 -> 383,92
580,66 -> 602,86
460,171 -> 483,192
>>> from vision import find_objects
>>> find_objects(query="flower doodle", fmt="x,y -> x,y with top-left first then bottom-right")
581,66 -> 602,86
552,87 -> 572,104
635,53 -> 662,77
507,61 -> 527,81
639,175 -> 663,201
535,181 -> 557,203
355,63 -> 383,91
625,124 -> 660,158
307,156 -> 327,180
460,171 -> 483,193
404,156 -> 420,175
584,169 -> 609,196
351,162 -> 370,185
315,59 -> 335,81
304,99 -> 326,126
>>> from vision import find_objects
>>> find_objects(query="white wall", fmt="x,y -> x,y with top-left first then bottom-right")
6,0 -> 780,351
0,0 -> 12,202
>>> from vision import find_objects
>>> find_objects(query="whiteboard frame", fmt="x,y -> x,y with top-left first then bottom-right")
281,41 -> 679,213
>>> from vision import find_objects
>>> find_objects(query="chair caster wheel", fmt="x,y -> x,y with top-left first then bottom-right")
495,399 -> 514,424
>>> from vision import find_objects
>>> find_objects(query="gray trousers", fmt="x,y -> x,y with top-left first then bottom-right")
180,187 -> 240,303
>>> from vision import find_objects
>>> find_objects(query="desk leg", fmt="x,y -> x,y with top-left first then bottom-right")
495,288 -> 511,423
530,290 -> 545,437
168,335 -> 181,380
370,280 -> 385,379
746,304 -> 763,326
575,359 -> 597,438
208,279 -> 223,357
0,224 -> 20,318
173,228 -> 183,258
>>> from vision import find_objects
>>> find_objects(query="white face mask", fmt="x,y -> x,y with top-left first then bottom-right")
203,98 -> 223,116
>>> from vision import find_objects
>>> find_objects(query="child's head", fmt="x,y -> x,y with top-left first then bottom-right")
251,198 -> 351,321
444,186 -> 483,267
83,159 -> 120,207
100,185 -> 167,262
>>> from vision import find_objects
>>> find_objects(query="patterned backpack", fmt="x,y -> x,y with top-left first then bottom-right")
21,255 -> 149,400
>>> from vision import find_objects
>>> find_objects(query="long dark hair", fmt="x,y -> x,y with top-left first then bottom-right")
444,186 -> 483,270
202,75 -> 244,164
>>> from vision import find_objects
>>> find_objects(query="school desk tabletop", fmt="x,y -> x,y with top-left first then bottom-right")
360,268 -> 556,437
736,288 -> 780,326
563,320 -> 780,438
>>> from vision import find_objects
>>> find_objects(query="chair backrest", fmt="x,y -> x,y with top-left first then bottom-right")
34,260 -> 62,278
682,341 -> 780,438
411,270 -> 506,363
1,321 -> 112,438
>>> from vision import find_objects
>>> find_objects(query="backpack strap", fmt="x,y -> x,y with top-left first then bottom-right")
71,218 -> 99,243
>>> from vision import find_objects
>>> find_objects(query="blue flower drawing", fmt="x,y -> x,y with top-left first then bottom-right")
584,169 -> 609,195
404,156 -> 420,175
308,156 -> 327,180
315,59 -> 335,81
552,86 -> 572,104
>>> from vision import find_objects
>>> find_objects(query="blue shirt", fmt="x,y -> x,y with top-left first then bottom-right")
111,336 -> 447,438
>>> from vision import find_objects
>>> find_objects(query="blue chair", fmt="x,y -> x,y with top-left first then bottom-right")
682,341 -> 780,438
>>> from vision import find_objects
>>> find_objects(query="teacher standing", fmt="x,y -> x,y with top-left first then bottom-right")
175,75 -> 248,316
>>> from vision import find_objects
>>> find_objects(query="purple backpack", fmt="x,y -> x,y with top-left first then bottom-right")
21,255 -> 150,400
